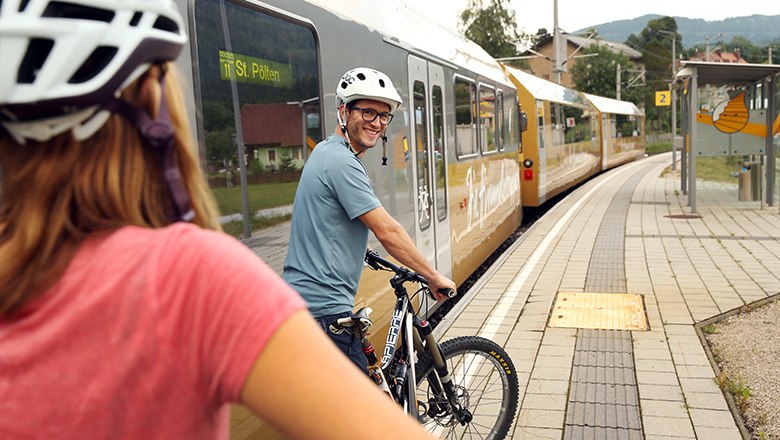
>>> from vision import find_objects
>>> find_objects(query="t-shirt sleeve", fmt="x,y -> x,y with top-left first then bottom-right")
328,157 -> 381,220
154,225 -> 307,404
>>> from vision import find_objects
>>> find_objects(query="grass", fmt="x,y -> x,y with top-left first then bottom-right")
646,141 -> 672,155
715,371 -> 751,413
646,140 -> 750,184
221,213 -> 292,238
211,181 -> 298,216
702,323 -> 719,334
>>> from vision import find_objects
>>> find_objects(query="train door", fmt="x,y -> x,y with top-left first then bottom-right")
407,55 -> 451,275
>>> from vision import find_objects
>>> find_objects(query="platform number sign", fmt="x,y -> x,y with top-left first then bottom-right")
655,91 -> 671,107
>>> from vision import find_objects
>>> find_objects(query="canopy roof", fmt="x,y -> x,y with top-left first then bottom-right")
677,61 -> 780,86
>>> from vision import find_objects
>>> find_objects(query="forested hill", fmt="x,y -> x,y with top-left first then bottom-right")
574,14 -> 780,48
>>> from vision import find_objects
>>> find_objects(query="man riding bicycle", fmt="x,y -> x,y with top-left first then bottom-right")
282,67 -> 456,373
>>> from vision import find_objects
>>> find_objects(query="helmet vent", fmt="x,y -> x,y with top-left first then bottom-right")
18,38 -> 54,84
340,81 -> 348,90
356,73 -> 366,80
42,1 -> 115,22
18,0 -> 31,12
129,11 -> 142,26
379,79 -> 385,87
68,46 -> 118,84
153,15 -> 180,34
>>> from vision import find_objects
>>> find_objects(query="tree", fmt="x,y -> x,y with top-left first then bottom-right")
571,45 -> 630,99
722,36 -> 764,63
624,16 -> 681,132
458,0 -> 523,59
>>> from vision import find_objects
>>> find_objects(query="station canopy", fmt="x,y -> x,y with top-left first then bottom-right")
677,61 -> 780,86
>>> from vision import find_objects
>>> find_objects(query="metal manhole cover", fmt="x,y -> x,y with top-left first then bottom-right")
665,214 -> 702,219
548,292 -> 649,331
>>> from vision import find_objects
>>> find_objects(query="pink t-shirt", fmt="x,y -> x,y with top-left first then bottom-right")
0,223 -> 305,439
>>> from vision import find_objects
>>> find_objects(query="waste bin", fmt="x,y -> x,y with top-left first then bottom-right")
738,162 -> 761,201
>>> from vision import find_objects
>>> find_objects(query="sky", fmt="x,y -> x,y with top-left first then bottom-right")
412,0 -> 780,35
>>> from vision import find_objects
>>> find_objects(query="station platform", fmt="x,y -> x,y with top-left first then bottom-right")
435,151 -> 779,440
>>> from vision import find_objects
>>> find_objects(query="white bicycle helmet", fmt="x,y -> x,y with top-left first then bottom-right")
0,0 -> 186,141
336,67 -> 402,112
0,0 -> 193,221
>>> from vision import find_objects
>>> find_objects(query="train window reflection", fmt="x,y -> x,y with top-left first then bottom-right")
432,85 -> 447,222
193,0 -> 321,243
454,78 -> 477,158
479,86 -> 497,154
496,91 -> 504,151
413,81 -> 431,231
504,92 -> 519,152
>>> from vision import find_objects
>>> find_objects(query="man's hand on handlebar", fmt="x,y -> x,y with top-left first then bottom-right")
427,273 -> 456,302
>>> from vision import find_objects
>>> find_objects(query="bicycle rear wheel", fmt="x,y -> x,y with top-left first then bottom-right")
415,336 -> 519,440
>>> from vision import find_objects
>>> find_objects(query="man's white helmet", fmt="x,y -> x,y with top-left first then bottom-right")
335,67 -> 402,112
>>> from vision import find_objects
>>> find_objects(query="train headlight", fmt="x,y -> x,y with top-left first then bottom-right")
523,159 -> 533,168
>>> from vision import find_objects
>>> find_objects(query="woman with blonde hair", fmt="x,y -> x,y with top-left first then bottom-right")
0,0 -> 435,438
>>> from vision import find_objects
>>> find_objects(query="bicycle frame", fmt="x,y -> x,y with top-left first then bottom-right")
362,251 -> 471,425
334,252 -> 518,438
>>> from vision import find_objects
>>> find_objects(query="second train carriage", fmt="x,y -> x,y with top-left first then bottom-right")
584,93 -> 646,170
502,64 -> 601,207
502,64 -> 646,208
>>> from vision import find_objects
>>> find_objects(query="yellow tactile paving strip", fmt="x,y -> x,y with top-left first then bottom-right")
548,292 -> 649,331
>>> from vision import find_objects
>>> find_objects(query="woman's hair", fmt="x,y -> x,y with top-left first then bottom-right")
0,63 -> 221,317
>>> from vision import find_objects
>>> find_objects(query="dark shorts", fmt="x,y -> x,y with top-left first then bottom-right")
315,312 -> 368,375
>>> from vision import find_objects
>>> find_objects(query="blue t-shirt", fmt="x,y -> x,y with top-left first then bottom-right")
282,135 -> 381,318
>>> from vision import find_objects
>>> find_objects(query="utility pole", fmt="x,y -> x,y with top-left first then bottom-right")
658,30 -> 678,170
616,63 -> 621,100
552,0 -> 563,85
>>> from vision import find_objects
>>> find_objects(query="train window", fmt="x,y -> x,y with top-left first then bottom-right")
454,78 -> 477,158
413,81 -> 431,231
504,93 -> 519,152
537,101 -> 546,149
432,85 -> 447,222
479,86 -> 497,154
192,0 -> 320,240
496,91 -> 505,151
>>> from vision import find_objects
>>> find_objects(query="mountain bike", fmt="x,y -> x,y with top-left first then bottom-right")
329,250 -> 519,439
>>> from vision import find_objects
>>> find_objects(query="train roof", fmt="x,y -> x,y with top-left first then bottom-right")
583,93 -> 643,116
306,0 -> 513,86
501,64 -> 590,109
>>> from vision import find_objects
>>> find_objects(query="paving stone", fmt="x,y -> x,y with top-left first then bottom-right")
643,415 -> 696,437
688,408 -> 739,429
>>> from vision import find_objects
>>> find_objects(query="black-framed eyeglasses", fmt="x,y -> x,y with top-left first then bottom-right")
348,106 -> 394,125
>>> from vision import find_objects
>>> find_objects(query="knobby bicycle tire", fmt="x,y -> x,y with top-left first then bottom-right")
414,336 -> 519,440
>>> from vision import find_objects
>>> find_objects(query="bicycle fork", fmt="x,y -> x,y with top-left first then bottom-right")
414,317 -> 474,425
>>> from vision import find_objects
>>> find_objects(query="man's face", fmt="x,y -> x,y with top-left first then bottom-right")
343,99 -> 392,154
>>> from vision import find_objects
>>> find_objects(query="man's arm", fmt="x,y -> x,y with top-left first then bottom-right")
359,206 -> 455,299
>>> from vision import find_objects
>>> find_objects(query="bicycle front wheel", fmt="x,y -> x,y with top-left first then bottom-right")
415,336 -> 519,440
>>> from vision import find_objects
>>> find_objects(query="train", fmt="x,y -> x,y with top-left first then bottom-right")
169,0 -> 645,437
503,65 -> 646,207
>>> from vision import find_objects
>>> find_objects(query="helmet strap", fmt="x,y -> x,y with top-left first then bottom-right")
337,104 -> 359,157
105,68 -> 195,222
381,136 -> 388,166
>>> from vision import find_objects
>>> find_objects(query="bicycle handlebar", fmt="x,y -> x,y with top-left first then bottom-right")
365,250 -> 456,299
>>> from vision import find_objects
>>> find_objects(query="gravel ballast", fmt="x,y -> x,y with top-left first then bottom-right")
704,299 -> 780,440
